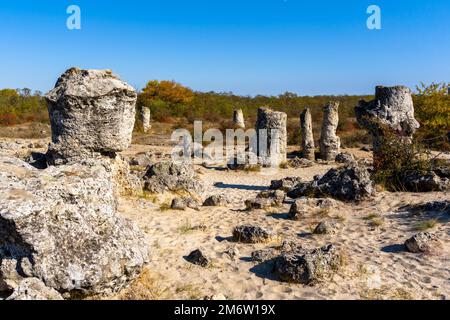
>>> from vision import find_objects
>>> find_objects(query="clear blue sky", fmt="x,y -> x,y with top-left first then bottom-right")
0,0 -> 449,96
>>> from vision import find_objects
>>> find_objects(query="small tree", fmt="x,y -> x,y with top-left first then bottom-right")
414,82 -> 450,150
138,80 -> 194,122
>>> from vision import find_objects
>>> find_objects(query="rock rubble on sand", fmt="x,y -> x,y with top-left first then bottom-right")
232,225 -> 277,244
404,232 -> 442,254
274,244 -> 341,284
143,161 -> 204,195
287,164 -> 374,202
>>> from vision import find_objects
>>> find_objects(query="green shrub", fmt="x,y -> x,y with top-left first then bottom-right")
373,128 -> 433,191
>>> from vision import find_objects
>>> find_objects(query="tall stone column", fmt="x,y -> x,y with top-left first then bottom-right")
320,102 -> 341,161
141,106 -> 151,133
233,109 -> 245,129
355,85 -> 420,158
255,107 -> 287,167
300,108 -> 315,161
45,68 -> 137,165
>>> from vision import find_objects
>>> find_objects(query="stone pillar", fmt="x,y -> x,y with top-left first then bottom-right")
233,109 -> 245,129
141,106 -> 151,133
355,86 -> 420,157
45,68 -> 137,164
300,108 -> 315,161
320,102 -> 340,161
255,107 -> 287,167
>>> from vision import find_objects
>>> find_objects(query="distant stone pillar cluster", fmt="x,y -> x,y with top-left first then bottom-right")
300,108 -> 315,161
228,85 -> 419,167
141,106 -> 151,133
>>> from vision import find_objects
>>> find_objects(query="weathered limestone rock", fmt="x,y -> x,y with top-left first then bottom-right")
143,161 -> 204,195
256,190 -> 286,206
251,248 -> 279,263
402,171 -> 447,192
313,221 -> 339,235
128,152 -> 153,167
186,249 -> 210,267
141,106 -> 151,133
232,225 -> 276,243
335,152 -> 355,164
0,156 -> 149,297
171,198 -> 187,210
404,233 -> 442,254
171,197 -> 200,211
288,198 -> 338,220
232,109 -> 245,129
223,247 -> 240,260
245,190 -> 285,210
287,164 -> 374,202
300,108 -> 315,161
6,278 -> 63,301
203,194 -> 229,207
355,86 -> 420,157
255,107 -> 287,167
289,157 -> 314,168
107,155 -> 143,197
245,198 -> 274,210
45,68 -> 137,165
270,177 -> 303,192
320,102 -> 341,161
274,244 -> 341,284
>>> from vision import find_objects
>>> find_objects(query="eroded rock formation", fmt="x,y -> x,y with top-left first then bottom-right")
355,86 -> 420,157
320,102 -> 340,161
141,106 -> 151,133
46,68 -> 137,165
232,109 -> 245,129
255,107 -> 287,167
0,156 -> 149,297
300,108 -> 315,161
287,164 -> 374,202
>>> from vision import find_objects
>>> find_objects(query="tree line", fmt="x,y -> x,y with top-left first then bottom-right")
0,81 -> 448,150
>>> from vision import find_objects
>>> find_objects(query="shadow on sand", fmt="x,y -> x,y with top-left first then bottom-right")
247,259 -> 279,281
213,182 -> 267,191
381,244 -> 405,254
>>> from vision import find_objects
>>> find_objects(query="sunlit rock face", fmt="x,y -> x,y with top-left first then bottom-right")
45,68 -> 137,165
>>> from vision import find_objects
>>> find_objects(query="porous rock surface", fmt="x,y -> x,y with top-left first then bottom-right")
287,164 -> 374,202
0,156 -> 149,297
143,161 -> 204,195
355,86 -> 420,155
45,68 -> 137,165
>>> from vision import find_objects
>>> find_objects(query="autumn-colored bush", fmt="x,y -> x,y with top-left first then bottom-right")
373,128 -> 433,191
0,88 -> 48,126
413,82 -> 450,150
0,113 -> 19,126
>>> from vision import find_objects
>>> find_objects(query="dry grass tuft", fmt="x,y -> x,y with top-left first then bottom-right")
114,269 -> 171,300
414,219 -> 437,231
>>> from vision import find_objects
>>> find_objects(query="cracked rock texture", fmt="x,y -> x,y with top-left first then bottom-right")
46,68 -> 137,165
355,86 -> 420,156
0,156 -> 149,297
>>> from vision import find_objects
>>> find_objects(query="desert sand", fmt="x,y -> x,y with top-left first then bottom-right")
1,134 -> 449,300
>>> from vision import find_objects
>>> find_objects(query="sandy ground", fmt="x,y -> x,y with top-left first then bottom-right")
115,142 -> 450,300
0,130 -> 449,300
